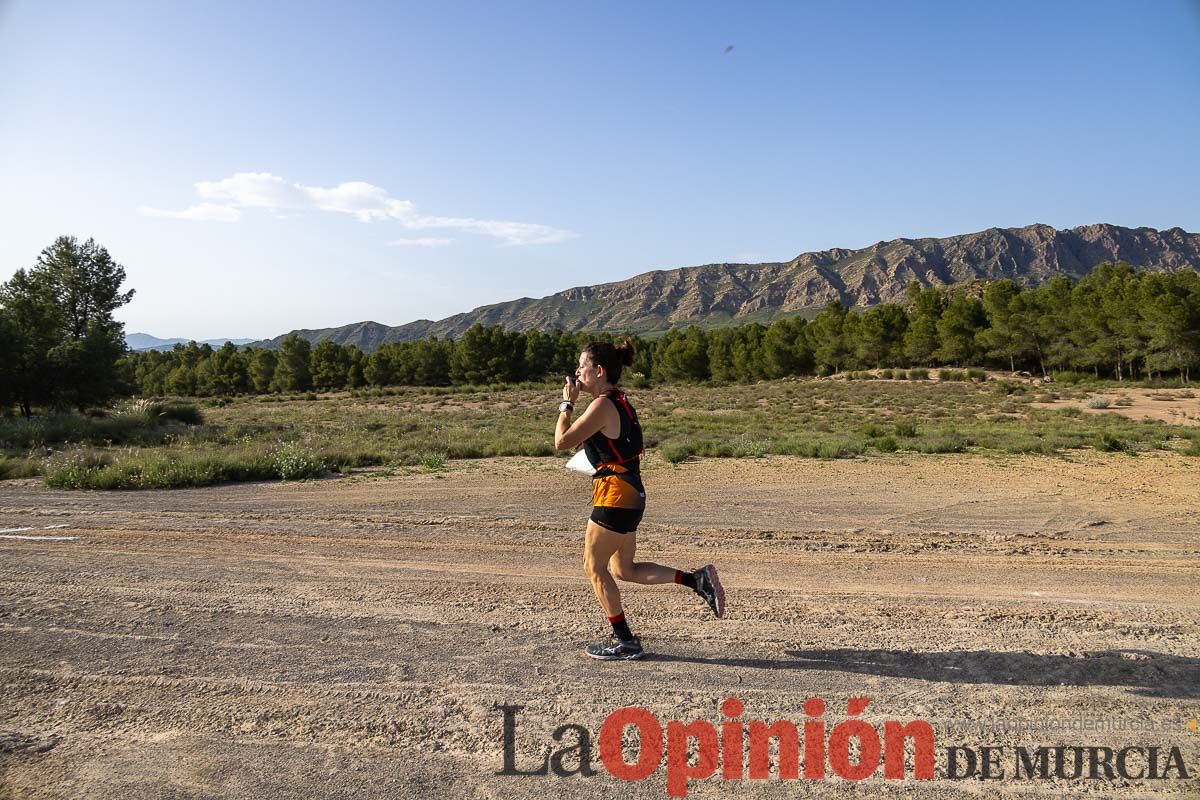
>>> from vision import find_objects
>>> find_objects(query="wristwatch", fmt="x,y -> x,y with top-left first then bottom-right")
558,401 -> 574,414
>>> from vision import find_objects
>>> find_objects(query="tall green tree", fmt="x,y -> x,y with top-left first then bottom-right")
1140,270 -> 1200,381
706,328 -> 738,383
856,303 -> 909,368
934,293 -> 986,366
1071,263 -> 1142,379
270,334 -> 313,392
451,324 -> 499,384
0,236 -> 134,414
731,323 -> 768,380
207,342 -> 251,395
411,337 -> 453,385
522,329 -> 557,380
977,280 -> 1024,372
248,349 -> 279,393
347,347 -> 366,388
902,283 -> 944,366
310,340 -> 351,390
0,308 -> 22,413
762,317 -> 812,378
654,326 -> 711,382
806,301 -> 852,374
1031,276 -> 1076,376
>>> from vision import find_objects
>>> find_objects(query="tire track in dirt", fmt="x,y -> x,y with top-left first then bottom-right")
2,453 -> 1199,798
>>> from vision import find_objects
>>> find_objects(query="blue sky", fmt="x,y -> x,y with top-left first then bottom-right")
1,0 -> 1197,340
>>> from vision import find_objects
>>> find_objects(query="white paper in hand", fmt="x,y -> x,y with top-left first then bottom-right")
566,449 -> 597,477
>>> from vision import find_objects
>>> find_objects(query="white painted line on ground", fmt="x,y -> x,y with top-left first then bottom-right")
0,534 -> 78,541
0,527 -> 35,534
42,524 -> 70,529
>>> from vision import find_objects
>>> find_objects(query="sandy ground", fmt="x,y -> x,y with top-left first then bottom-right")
1033,388 -> 1200,427
1,452 -> 1199,798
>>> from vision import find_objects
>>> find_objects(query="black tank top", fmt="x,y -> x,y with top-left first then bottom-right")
583,389 -> 644,474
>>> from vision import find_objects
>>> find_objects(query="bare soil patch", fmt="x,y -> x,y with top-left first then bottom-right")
1034,387 -> 1200,427
2,452 -> 1198,797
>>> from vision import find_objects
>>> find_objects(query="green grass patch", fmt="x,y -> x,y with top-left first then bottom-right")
10,377 -> 1197,488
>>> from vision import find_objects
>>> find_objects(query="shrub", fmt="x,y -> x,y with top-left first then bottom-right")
0,456 -> 41,479
1085,396 -> 1111,409
878,369 -> 894,380
914,436 -> 969,454
41,451 -> 115,489
1002,437 -> 1056,455
270,444 -> 326,480
421,452 -> 447,471
893,421 -> 918,438
870,436 -> 899,452
1057,406 -> 1084,418
0,401 -> 203,449
625,371 -> 651,389
908,368 -> 929,380
660,441 -> 695,464
938,369 -> 967,382
159,401 -> 204,424
967,368 -> 987,382
1096,433 -> 1127,452
731,433 -> 770,458
776,437 -> 864,459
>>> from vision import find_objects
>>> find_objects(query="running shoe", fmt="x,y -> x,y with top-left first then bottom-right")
693,564 -> 726,619
584,634 -> 645,661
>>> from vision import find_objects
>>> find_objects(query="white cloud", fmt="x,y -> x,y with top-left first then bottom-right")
137,202 -> 241,222
195,172 -> 308,209
387,237 -> 452,247
140,171 -> 576,245
398,213 -> 576,246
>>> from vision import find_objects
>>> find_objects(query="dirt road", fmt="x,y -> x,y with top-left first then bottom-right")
2,452 -> 1198,798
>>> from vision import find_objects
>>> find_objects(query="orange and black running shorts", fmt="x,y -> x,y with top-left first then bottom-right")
591,472 -> 646,534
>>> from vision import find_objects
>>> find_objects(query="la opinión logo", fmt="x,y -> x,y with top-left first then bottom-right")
497,696 -> 934,797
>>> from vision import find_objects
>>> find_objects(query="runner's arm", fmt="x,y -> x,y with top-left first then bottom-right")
555,397 -> 612,451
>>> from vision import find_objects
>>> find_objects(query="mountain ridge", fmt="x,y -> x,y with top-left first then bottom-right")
247,223 -> 1200,352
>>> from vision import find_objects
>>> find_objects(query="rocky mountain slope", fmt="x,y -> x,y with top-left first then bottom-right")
249,223 -> 1199,351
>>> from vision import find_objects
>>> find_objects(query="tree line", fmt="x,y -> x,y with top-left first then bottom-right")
4,237 -> 1198,417
117,261 -> 1199,398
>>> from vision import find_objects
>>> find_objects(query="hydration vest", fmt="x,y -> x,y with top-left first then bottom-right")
583,389 -> 644,472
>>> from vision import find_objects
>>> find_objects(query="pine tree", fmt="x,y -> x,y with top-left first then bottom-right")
977,280 -> 1024,372
271,334 -> 313,392
934,293 -> 986,366
902,283 -> 944,366
0,236 -> 135,414
806,301 -> 851,374
248,349 -> 279,393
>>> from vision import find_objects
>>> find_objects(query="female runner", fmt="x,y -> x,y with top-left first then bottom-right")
554,338 -> 725,660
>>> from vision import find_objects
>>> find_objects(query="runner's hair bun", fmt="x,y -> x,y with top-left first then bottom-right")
614,337 -> 635,366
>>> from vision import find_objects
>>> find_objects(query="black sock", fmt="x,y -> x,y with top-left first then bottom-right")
608,612 -> 634,642
675,569 -> 698,591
